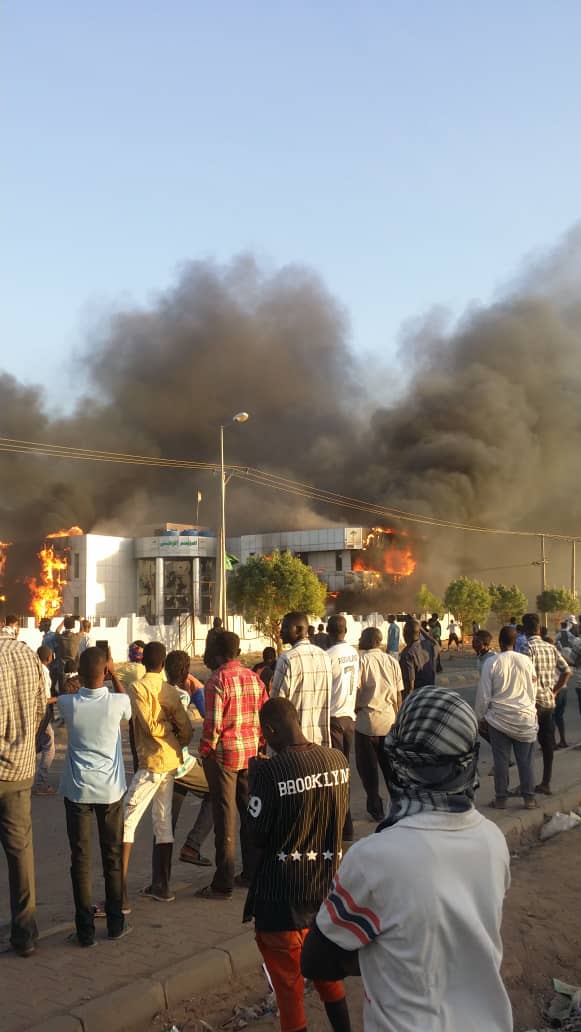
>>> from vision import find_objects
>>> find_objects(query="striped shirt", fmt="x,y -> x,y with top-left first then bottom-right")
271,640 -> 332,746
200,660 -> 269,771
520,635 -> 570,709
246,743 -> 349,930
0,638 -> 47,783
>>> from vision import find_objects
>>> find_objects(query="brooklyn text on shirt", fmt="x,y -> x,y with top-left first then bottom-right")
277,768 -> 350,797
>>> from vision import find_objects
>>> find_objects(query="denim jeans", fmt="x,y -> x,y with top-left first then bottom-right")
34,723 -> 55,788
488,726 -> 535,799
553,689 -> 568,742
64,796 -> 124,944
0,781 -> 38,951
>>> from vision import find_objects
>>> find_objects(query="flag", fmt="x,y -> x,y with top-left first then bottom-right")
225,553 -> 240,571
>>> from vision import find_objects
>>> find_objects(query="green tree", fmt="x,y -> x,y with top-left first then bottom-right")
415,583 -> 443,616
488,583 -> 528,625
443,576 -> 491,628
536,587 -> 579,620
228,549 -> 328,650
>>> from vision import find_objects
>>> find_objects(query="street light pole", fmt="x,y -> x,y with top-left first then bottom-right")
218,424 -> 227,626
216,412 -> 249,629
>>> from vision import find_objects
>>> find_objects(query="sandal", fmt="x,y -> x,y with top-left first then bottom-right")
195,884 -> 232,901
179,846 -> 212,867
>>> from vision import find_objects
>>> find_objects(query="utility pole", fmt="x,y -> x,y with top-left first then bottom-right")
540,535 -> 547,625
572,539 -> 577,598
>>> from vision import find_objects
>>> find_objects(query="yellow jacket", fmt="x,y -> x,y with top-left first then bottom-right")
130,671 -> 193,773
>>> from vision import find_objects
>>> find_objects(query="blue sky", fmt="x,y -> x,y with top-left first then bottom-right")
3,1 -> 581,393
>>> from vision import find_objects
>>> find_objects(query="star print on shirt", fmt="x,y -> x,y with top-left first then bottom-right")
291,850 -> 302,861
306,850 -> 318,861
277,851 -> 287,862
323,850 -> 334,861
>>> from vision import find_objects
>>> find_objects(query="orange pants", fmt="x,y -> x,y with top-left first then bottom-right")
256,928 -> 345,1032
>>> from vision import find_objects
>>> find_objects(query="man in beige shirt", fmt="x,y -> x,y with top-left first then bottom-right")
355,626 -> 403,822
122,642 -> 192,910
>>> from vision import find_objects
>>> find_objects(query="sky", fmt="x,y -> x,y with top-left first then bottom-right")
3,1 -> 581,395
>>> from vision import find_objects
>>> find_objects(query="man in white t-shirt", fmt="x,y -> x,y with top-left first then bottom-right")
475,625 -> 538,810
326,614 -> 359,842
302,687 -> 512,1032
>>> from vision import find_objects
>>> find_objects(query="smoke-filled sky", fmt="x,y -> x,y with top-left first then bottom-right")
2,228 -> 581,608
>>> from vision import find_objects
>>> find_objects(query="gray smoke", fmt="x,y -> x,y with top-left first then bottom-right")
2,234 -> 581,607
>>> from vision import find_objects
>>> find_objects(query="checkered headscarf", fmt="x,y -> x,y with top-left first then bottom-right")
377,686 -> 479,830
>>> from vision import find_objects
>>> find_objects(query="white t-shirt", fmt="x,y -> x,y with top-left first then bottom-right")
475,651 -> 538,741
41,664 -> 52,700
316,810 -> 512,1032
326,642 -> 359,720
448,621 -> 461,637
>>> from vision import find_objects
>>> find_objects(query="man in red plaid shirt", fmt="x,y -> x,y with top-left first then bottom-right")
196,630 -> 269,900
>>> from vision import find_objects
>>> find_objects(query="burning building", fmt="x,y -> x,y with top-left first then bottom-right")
17,523 -> 418,623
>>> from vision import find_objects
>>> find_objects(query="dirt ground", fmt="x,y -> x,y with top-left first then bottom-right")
151,826 -> 581,1032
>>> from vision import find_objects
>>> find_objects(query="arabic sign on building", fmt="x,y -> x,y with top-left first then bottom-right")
134,535 -> 217,559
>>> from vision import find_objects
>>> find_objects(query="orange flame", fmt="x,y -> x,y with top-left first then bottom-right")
353,527 -> 416,581
27,528 -> 84,621
0,540 -> 11,580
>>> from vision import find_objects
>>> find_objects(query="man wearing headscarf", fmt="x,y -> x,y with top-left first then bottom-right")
302,687 -> 512,1032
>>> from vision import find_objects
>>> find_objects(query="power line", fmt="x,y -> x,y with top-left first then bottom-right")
0,434 -> 579,543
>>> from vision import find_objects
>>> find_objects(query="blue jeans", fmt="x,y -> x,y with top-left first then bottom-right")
553,689 -> 568,743
488,726 -> 535,799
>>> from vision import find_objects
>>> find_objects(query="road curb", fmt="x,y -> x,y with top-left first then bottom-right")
23,788 -> 581,1032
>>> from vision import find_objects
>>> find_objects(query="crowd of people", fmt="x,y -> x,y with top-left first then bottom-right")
0,605 -> 578,1031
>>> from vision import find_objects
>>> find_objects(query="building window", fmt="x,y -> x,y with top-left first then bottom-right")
336,552 -> 343,572
164,560 -> 192,623
137,559 -> 156,624
73,596 -> 80,614
73,553 -> 80,579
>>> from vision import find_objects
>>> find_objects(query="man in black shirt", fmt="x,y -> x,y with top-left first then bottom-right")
244,698 -> 351,1032
399,619 -> 438,698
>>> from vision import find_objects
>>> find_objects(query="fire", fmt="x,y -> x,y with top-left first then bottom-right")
47,526 -> 83,539
353,527 -> 416,581
27,527 -> 84,621
0,540 -> 11,580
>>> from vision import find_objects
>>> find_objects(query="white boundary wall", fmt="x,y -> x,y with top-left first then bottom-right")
18,612 -> 458,660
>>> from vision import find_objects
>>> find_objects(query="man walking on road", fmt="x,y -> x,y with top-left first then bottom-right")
521,613 -> 570,795
57,648 -> 132,946
0,633 -> 46,956
326,614 -> 359,841
271,612 -> 332,747
197,631 -> 269,900
475,625 -> 538,810
244,698 -> 351,1032
355,627 -> 402,822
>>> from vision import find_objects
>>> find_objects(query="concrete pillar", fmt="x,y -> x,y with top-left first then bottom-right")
155,558 -> 164,624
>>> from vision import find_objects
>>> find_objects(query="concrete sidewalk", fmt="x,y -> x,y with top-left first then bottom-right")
3,742 -> 581,1032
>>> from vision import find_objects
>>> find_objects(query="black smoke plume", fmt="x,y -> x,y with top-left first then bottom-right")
2,233 -> 581,610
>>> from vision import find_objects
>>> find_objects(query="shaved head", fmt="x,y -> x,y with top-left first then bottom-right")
281,611 -> 309,646
327,614 -> 347,642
